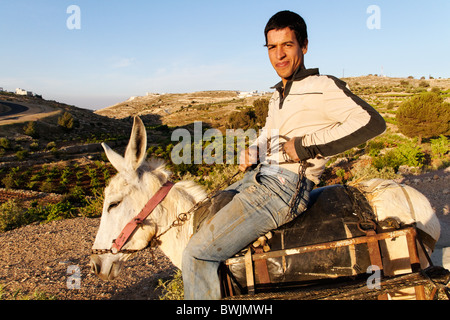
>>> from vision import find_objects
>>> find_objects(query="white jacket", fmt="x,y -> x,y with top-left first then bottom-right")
253,68 -> 386,184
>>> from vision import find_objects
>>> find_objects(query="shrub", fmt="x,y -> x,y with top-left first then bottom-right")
157,270 -> 184,300
366,140 -> 385,157
372,141 -> 425,172
23,121 -> 39,138
58,112 -> 74,131
418,80 -> 430,88
79,190 -> 103,218
1,167 -> 21,189
41,201 -> 77,222
396,92 -> 450,141
430,135 -> 449,158
0,137 -> 11,149
0,200 -> 29,232
227,99 -> 268,130
350,162 -> 400,181
15,150 -> 28,160
39,181 -> 56,193
29,141 -> 39,150
46,141 -> 56,150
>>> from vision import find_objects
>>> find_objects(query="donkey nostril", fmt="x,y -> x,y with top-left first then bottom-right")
90,256 -> 101,275
90,261 -> 99,274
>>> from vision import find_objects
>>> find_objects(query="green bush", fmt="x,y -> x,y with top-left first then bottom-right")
157,270 -> 184,300
430,135 -> 449,158
396,92 -> 450,141
1,167 -> 21,189
227,98 -> 269,130
373,141 -> 425,172
350,162 -> 400,181
366,140 -> 385,157
58,112 -> 74,131
46,141 -> 56,150
0,137 -> 11,149
78,190 -> 103,218
23,121 -> 39,138
0,200 -> 30,232
15,150 -> 28,161
39,201 -> 77,222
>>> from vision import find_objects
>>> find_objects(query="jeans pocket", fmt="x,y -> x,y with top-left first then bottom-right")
239,182 -> 273,211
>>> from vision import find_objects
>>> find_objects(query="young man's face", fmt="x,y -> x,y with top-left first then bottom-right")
266,27 -> 308,86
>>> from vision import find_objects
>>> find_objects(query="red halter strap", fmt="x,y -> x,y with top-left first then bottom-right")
111,181 -> 174,254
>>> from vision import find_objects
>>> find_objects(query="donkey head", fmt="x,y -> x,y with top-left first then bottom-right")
90,117 -> 170,280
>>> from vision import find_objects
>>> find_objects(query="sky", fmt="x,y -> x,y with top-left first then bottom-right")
0,0 -> 449,110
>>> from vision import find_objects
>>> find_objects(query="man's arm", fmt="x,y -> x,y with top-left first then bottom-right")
287,77 -> 386,161
239,146 -> 259,172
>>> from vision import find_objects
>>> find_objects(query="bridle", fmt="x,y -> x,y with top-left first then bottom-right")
91,168 -> 241,256
91,181 -> 175,255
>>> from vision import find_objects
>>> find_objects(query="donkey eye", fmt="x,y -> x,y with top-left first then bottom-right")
107,201 -> 121,212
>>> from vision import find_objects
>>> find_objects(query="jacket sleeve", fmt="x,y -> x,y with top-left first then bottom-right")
294,77 -> 386,161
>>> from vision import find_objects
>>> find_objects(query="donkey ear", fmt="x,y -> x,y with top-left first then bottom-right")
124,116 -> 147,171
102,142 -> 126,173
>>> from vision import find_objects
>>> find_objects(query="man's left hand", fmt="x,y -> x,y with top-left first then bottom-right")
283,137 -> 300,162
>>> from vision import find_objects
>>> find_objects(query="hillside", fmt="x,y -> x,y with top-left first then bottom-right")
0,91 -> 132,141
95,90 -> 271,131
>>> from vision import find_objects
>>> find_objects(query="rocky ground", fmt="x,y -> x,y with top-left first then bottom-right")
0,217 -> 176,300
0,167 -> 448,300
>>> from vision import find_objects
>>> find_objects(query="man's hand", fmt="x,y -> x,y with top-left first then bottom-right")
239,146 -> 258,172
282,137 -> 300,162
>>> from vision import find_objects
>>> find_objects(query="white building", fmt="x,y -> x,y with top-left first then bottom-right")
15,88 -> 33,96
237,90 -> 270,98
237,90 -> 259,98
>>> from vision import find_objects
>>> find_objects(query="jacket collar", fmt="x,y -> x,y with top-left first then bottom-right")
271,67 -> 319,109
271,67 -> 320,90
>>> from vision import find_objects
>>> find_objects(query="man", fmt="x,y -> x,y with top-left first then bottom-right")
182,10 -> 386,300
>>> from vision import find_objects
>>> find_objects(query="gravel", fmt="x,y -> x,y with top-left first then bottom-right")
0,217 -> 176,300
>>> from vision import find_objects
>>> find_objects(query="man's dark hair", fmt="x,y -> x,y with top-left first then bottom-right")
264,10 -> 308,47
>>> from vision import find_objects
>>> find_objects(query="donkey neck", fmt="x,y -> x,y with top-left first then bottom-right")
157,212 -> 193,269
150,184 -> 197,270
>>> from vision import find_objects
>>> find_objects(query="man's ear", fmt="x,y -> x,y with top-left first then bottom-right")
302,39 -> 308,55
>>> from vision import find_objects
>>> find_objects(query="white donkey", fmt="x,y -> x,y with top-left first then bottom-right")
91,117 -> 205,280
91,117 -> 440,298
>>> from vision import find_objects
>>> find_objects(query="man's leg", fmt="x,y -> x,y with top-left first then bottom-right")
182,165 -> 312,299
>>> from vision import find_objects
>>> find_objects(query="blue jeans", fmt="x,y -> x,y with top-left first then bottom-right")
181,164 -> 314,300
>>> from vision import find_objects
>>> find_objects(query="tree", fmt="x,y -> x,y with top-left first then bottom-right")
58,112 -> 74,132
396,92 -> 450,142
253,98 -> 269,127
227,99 -> 269,131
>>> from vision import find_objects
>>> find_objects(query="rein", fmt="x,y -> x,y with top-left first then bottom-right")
91,181 -> 174,255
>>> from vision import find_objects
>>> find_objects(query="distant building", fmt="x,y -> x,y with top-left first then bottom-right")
236,90 -> 269,98
237,90 -> 258,98
15,88 -> 33,96
0,87 -> 3,92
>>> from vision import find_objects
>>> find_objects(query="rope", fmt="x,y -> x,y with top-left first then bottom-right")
153,170 -> 241,242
